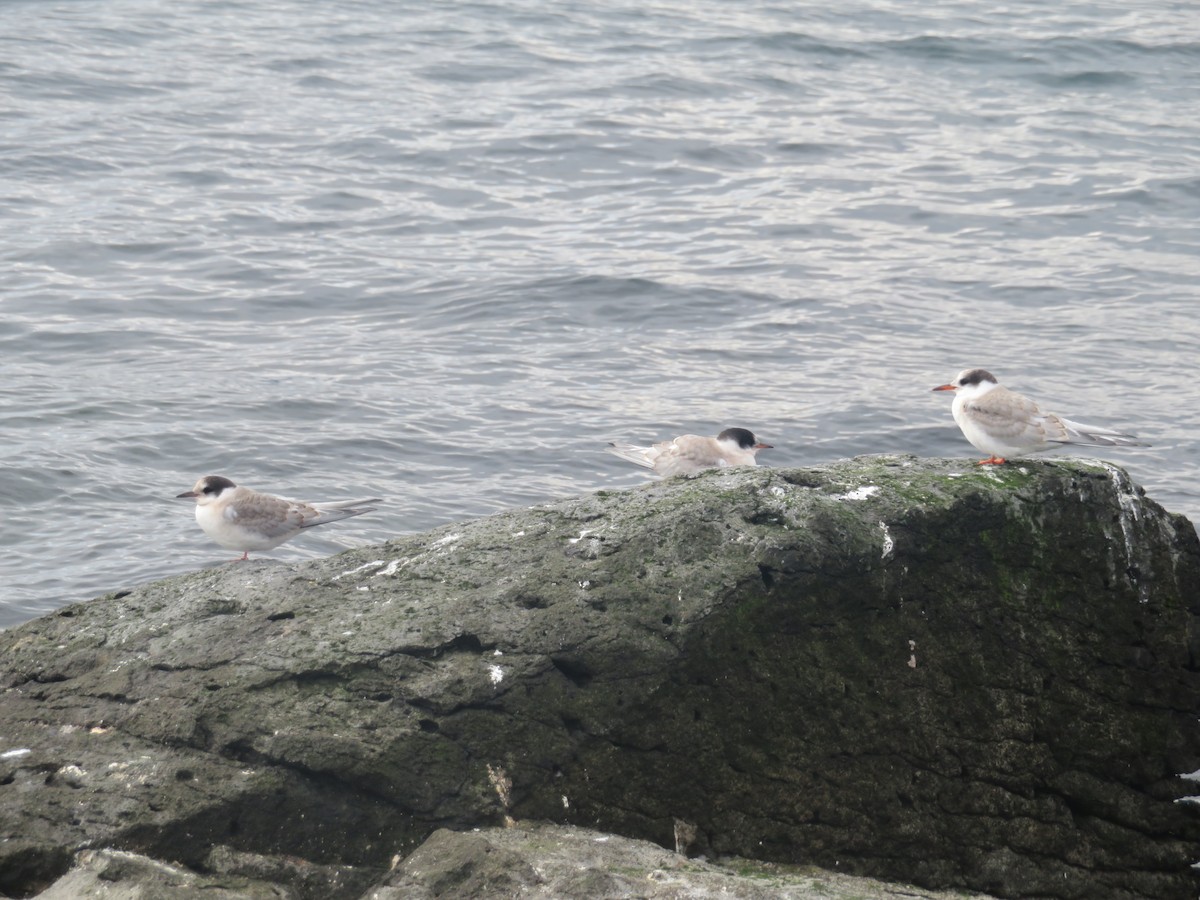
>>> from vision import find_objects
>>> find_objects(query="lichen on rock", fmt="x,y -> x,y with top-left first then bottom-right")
0,456 -> 1197,900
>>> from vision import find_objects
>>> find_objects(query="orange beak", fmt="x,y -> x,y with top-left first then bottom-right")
931,384 -> 957,392
754,442 -> 773,450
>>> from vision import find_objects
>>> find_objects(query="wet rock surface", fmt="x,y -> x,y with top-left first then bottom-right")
1,457 -> 1197,899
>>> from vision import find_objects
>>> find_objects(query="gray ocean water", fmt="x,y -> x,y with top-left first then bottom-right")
2,0 -> 1198,629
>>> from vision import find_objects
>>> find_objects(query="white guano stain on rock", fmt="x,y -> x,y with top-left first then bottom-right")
375,558 -> 412,577
1095,461 -> 1150,602
333,560 -> 387,580
879,521 -> 894,558
367,537 -> 462,580
2,748 -> 31,759
835,485 -> 879,501
57,764 -> 87,787
1176,768 -> 1200,807
106,757 -> 157,787
488,664 -> 504,686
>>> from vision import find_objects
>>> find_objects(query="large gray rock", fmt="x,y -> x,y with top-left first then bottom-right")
28,824 -> 994,899
1,457 -> 1197,899
31,848 -> 291,899
369,822 -> 994,899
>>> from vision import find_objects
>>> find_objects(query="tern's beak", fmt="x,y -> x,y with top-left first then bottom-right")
175,490 -> 198,499
931,384 -> 957,392
754,442 -> 773,450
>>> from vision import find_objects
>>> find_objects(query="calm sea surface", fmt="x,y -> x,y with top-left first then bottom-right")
2,0 -> 1198,628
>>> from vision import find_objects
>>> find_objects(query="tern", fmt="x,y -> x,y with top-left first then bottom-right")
606,427 -> 773,477
932,368 -> 1147,465
176,475 -> 380,559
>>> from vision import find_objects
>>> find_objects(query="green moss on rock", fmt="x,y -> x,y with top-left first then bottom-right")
0,456 -> 1196,900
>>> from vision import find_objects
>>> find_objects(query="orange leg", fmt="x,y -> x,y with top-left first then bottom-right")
976,456 -> 1007,466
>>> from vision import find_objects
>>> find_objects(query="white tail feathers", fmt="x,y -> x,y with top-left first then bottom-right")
605,442 -> 656,469
1056,418 -> 1149,448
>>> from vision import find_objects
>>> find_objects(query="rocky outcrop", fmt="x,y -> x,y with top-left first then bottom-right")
29,824 -> 994,900
1,457 -> 1197,900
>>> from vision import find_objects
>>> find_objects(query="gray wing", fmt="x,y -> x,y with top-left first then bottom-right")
306,497 -> 383,509
653,435 -> 723,476
224,492 -> 309,540
964,387 -> 1062,446
226,492 -> 378,536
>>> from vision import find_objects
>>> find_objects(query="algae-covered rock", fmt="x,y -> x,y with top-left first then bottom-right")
370,822 -> 996,899
1,456 -> 1197,899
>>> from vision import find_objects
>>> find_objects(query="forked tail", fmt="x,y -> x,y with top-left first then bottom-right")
1056,418 -> 1149,448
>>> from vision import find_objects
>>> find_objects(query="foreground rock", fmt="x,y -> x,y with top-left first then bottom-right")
376,823 -> 991,898
1,457 -> 1197,900
30,823 -> 994,899
32,830 -> 998,897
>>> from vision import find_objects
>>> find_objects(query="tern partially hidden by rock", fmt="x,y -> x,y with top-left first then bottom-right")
606,427 -> 772,476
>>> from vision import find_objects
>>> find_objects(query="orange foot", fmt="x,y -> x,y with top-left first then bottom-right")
976,456 -> 1007,466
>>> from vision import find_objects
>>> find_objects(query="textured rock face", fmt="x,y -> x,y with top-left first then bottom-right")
28,825 -> 995,900
369,822 -> 993,899
0,457 -> 1197,900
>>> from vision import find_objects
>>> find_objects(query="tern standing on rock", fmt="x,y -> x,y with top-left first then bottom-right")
176,475 -> 380,560
932,368 -> 1148,465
